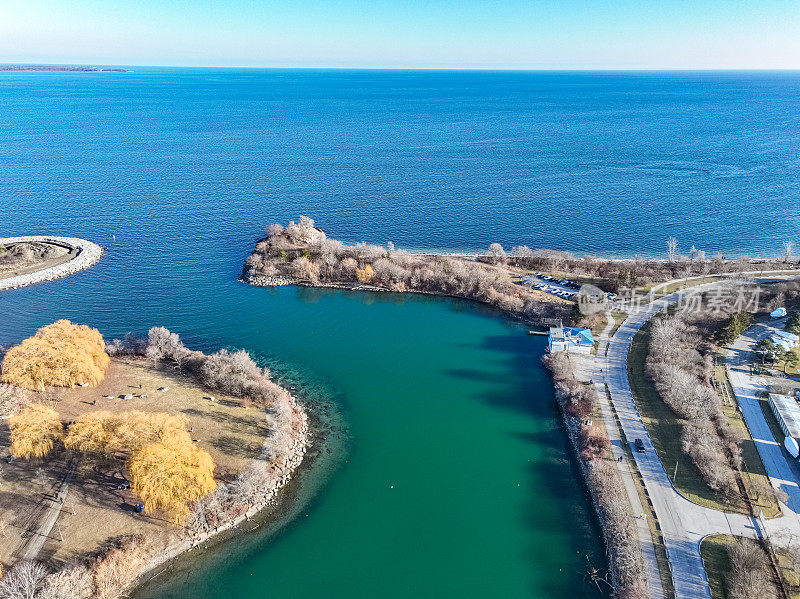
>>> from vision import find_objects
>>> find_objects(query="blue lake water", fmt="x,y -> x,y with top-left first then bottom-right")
0,69 -> 797,597
1,69 -> 799,257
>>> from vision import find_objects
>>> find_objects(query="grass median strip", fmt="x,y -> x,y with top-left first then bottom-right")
627,319 -> 749,514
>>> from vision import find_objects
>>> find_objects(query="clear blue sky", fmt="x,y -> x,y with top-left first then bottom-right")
1,0 -> 799,69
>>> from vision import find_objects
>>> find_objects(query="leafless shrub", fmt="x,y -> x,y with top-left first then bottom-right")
265,223 -> 284,237
0,560 -> 49,599
243,220 -> 574,325
589,460 -> 648,598
0,383 -> 35,418
39,563 -> 92,599
727,539 -> 777,599
647,314 -> 741,499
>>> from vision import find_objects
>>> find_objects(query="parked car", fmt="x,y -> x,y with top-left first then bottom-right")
634,438 -> 646,453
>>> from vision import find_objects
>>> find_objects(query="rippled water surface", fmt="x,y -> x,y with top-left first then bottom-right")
2,69 -> 799,256
3,69 -> 796,598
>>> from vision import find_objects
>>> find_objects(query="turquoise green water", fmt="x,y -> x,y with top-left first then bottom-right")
128,288 -> 603,599
2,265 -> 604,597
1,252 -> 604,598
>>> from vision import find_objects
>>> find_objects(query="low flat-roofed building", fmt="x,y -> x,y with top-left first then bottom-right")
548,326 -> 594,355
768,393 -> 800,443
770,330 -> 800,351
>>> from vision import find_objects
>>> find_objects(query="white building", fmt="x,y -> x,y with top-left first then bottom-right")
548,326 -> 595,355
770,329 -> 800,351
768,393 -> 800,458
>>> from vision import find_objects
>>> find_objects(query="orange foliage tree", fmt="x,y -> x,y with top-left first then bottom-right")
128,434 -> 217,524
8,403 -> 64,458
1,320 -> 110,391
65,410 -> 216,523
356,264 -> 374,284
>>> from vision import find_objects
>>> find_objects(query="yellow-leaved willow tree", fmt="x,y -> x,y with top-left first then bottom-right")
64,410 -> 216,523
64,410 -> 188,457
128,432 -> 217,524
1,320 -> 110,391
356,263 -> 374,284
8,403 -> 64,458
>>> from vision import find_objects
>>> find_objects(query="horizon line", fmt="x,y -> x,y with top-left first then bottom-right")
3,62 -> 800,72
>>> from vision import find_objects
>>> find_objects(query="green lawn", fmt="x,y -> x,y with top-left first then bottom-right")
627,319 -> 749,513
701,535 -> 785,599
773,347 -> 800,376
700,535 -> 733,599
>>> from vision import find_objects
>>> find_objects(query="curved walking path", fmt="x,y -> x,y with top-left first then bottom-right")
0,236 -> 103,291
595,273 -> 800,598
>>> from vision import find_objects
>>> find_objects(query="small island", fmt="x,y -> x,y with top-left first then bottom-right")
0,320 -> 307,598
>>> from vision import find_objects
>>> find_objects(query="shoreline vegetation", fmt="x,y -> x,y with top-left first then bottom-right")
241,217 -> 800,328
0,322 -> 308,599
0,65 -> 131,72
239,217 -> 800,598
543,352 -> 648,599
0,237 -> 103,291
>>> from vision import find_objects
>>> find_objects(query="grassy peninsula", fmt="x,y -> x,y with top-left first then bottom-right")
0,321 -> 307,598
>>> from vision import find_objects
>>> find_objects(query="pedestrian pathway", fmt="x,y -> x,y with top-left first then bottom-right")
21,459 -> 78,560
573,312 -> 665,598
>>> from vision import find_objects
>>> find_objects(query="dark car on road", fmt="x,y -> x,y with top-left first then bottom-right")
634,438 -> 645,453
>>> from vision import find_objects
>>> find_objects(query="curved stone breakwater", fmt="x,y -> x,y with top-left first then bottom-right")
0,235 -> 103,291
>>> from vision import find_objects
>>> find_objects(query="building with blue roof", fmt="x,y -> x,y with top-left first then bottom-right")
547,326 -> 595,355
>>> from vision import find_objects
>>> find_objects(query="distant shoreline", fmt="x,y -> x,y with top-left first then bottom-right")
0,65 -> 132,72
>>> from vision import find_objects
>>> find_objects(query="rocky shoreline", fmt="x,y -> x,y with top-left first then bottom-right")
0,236 -> 103,291
125,393 -> 310,595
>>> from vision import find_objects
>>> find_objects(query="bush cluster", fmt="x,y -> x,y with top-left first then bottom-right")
647,316 -> 740,499
0,535 -> 153,599
109,327 -> 289,406
106,327 -> 302,529
244,217 -> 570,324
726,539 -> 777,599
542,352 -> 647,598
1,320 -> 110,391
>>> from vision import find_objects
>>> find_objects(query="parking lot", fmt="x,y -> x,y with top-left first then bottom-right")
520,272 -> 618,301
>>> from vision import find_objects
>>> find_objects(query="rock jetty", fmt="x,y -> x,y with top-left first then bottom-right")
0,236 -> 103,291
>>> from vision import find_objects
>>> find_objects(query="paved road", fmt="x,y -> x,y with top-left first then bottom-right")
577,313 -> 665,597
726,319 -> 800,539
605,290 -> 763,599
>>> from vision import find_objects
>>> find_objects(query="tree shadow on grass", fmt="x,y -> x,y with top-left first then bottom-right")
212,434 -> 260,459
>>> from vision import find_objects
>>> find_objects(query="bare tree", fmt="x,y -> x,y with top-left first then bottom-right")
486,243 -> 507,265
667,237 -> 678,263
783,240 -> 795,263
727,539 -> 776,599
0,560 -> 49,598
